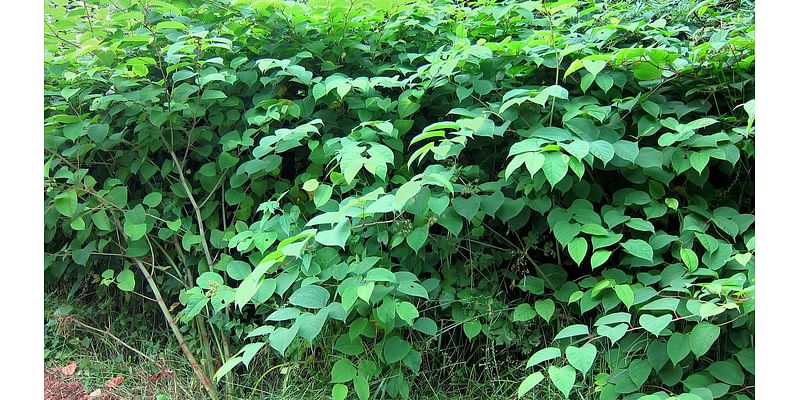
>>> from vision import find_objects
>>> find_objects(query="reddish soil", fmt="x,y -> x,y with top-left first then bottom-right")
44,368 -> 118,400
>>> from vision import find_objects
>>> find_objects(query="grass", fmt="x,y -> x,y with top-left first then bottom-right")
45,291 -> 554,400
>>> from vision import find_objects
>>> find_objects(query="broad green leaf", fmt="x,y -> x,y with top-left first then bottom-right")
213,357 -> 243,382
567,237 -> 588,264
353,374 -> 369,400
383,336 -> 411,363
639,314 -> 672,336
452,196 -> 480,221
622,239 -> 654,261
548,365 -> 576,398
614,284 -> 635,309
542,152 -> 569,186
395,301 -> 419,325
269,325 -> 299,356
554,324 -> 589,340
412,317 -> 438,336
517,372 -> 544,398
597,323 -> 627,345
116,270 -> 135,292
331,358 -> 357,383
680,248 -> 699,271
590,250 -> 612,269
197,271 -> 224,289
407,225 -> 428,252
526,347 -> 561,368
332,384 -> 348,400
667,333 -> 691,365
535,299 -> 555,322
54,190 -> 78,217
394,181 -> 422,210
288,285 -> 330,309
512,303 -> 536,322
689,322 -> 720,357
316,220 -> 351,249
463,320 -> 482,339
366,268 -> 396,283
566,343 -> 597,375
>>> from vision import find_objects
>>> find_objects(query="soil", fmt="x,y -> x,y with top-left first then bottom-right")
44,368 -> 118,400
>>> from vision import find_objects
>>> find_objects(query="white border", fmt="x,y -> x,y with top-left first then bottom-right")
0,0 -> 45,396
0,0 -> 792,397
757,0 -> 800,398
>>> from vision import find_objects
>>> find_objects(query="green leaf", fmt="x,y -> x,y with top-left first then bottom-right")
534,299 -> 555,322
124,223 -> 147,241
331,358 -> 357,383
597,323 -> 627,345
269,325 -> 299,356
667,332 -> 691,365
314,184 -> 333,207
552,221 -> 581,247
583,60 -> 606,76
397,282 -> 429,299
383,336 -> 411,363
395,301 -> 419,325
213,356 -> 242,382
639,314 -> 672,336
621,239 -> 654,261
398,90 -> 421,117
628,359 -> 652,389
91,211 -> 111,231
613,284 -> 635,309
517,372 -> 544,398
633,62 -> 662,80
54,190 -> 78,217
412,317 -> 438,336
366,268 -> 396,283
197,271 -> 224,289
593,312 -> 631,327
641,298 -> 680,311
567,237 -> 588,264
512,303 -> 536,322
566,343 -> 597,375
316,220 -> 351,249
332,384 -> 348,400
463,320 -> 482,339
353,374 -> 369,400
452,196 -> 481,221
590,250 -> 612,269
707,360 -> 744,385
87,123 -> 109,142
581,223 -> 608,236
357,282 -> 375,303
394,181 -> 422,210
116,270 -> 135,292
226,261 -> 252,281
406,225 -> 429,253
526,347 -> 561,368
689,322 -> 720,357
680,248 -> 699,271
288,285 -> 330,309
554,324 -> 589,340
542,152 -> 569,186
548,365 -> 576,398
296,310 -> 329,342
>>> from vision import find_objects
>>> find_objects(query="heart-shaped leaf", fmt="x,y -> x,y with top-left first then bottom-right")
597,323 -> 628,345
639,314 -> 672,336
566,343 -> 597,375
548,365 -> 576,398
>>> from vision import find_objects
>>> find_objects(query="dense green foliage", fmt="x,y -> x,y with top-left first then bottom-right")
45,0 -> 754,398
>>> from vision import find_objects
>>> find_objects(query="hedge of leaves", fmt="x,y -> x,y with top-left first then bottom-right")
45,0 -> 754,399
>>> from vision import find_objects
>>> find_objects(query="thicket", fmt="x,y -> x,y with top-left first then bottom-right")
44,0 -> 755,399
